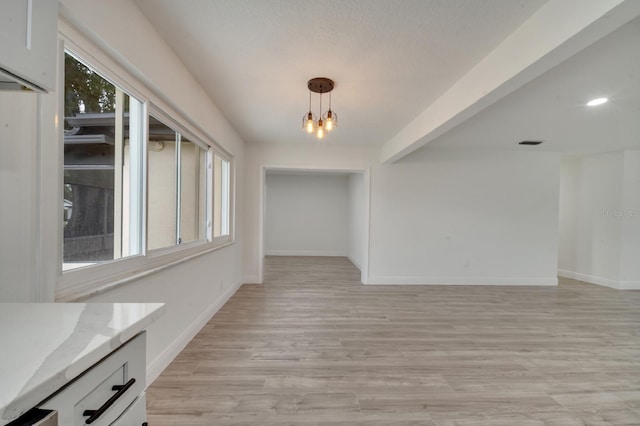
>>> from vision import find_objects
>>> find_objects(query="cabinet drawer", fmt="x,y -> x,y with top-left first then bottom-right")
109,394 -> 147,426
39,333 -> 146,426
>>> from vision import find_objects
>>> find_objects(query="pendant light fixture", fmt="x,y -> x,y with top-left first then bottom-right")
302,77 -> 337,140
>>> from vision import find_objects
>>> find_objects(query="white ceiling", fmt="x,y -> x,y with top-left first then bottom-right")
133,0 -> 547,146
426,16 -> 640,155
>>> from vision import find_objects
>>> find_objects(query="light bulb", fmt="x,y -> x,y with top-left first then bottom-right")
305,112 -> 315,133
326,110 -> 334,131
317,119 -> 324,139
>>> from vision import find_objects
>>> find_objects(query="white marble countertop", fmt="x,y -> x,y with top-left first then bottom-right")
0,303 -> 165,424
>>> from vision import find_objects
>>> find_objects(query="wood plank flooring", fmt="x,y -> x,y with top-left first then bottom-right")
146,256 -> 640,425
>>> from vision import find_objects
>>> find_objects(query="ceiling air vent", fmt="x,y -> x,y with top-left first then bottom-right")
518,140 -> 543,146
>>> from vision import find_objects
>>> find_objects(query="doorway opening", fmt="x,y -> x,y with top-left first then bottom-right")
258,167 -> 370,284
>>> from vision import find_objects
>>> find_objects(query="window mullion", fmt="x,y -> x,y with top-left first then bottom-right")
113,88 -> 124,259
206,149 -> 213,241
175,132 -> 182,244
128,97 -> 145,255
221,158 -> 229,235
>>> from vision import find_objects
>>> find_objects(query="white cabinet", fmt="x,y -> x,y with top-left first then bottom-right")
38,333 -> 148,426
0,0 -> 57,92
109,395 -> 147,426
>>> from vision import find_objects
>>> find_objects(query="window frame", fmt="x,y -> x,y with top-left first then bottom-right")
212,153 -> 233,240
146,108 -> 212,252
56,20 -> 235,302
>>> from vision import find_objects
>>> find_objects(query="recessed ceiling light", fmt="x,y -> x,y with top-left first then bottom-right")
587,97 -> 608,106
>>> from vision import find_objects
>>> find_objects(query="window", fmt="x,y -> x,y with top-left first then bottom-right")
213,154 -> 230,238
147,115 -> 208,250
63,52 -> 144,270
147,117 -> 177,250
180,137 -> 208,244
62,51 -> 232,278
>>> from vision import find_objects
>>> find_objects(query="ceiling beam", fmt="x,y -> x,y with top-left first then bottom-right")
380,0 -> 640,164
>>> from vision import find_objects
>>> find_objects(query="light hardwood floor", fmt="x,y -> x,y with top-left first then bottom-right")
147,256 -> 640,425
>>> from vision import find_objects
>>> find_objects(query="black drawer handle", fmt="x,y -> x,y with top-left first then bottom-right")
83,378 -> 136,424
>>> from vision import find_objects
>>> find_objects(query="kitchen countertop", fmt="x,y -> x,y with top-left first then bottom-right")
0,303 -> 165,424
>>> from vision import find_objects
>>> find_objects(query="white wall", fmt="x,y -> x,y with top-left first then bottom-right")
558,157 -> 579,276
243,142 -> 375,283
620,151 -> 640,283
55,0 -> 247,383
244,142 -> 561,286
265,173 -> 349,256
348,173 -> 366,269
369,149 -> 560,285
58,0 -> 241,146
0,93 -> 38,301
578,152 -> 624,283
84,242 -> 239,382
559,150 -> 640,289
0,0 -> 246,384
559,151 -> 623,285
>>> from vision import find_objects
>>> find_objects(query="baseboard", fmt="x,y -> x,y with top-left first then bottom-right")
366,276 -> 558,286
346,255 -> 361,270
558,269 -> 640,290
146,279 -> 243,385
618,281 -> 640,290
243,275 -> 262,284
265,250 -> 348,257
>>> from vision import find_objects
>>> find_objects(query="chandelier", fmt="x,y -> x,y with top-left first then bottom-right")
302,77 -> 338,139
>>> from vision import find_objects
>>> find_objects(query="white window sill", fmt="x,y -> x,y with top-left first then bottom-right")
63,262 -> 98,271
56,238 -> 233,302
